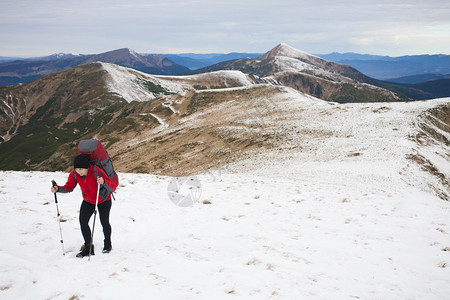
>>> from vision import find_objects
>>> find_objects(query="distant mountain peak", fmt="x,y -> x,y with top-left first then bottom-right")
118,48 -> 140,58
259,43 -> 317,60
104,48 -> 140,56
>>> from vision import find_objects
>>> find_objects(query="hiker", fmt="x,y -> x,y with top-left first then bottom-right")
51,153 -> 118,257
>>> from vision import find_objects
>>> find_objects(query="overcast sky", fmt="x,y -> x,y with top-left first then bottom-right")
1,0 -> 449,57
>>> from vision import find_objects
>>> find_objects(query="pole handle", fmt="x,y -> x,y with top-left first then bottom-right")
52,180 -> 58,204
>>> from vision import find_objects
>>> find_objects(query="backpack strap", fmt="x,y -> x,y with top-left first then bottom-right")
94,165 -> 117,201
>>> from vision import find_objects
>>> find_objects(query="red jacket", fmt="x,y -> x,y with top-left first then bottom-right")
58,166 -> 117,204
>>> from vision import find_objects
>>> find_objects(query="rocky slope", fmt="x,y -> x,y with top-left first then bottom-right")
0,62 -> 255,169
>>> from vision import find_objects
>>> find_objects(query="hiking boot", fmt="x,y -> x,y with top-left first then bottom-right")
76,244 -> 94,258
103,239 -> 112,254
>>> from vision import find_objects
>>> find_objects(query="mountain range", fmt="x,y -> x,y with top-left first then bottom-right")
192,44 -> 449,101
318,52 -> 450,80
0,44 -> 404,169
0,60 -> 260,170
0,43 -> 449,201
2,47 -> 450,85
193,44 -> 415,102
0,48 -> 189,86
316,53 -> 450,98
1,47 -> 449,100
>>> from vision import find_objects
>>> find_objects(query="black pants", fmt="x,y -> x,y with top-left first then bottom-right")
79,200 -> 112,245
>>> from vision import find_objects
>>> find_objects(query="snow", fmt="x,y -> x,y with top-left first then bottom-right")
1,94 -> 450,299
197,85 -> 255,93
149,113 -> 167,127
206,70 -> 254,86
269,56 -> 351,83
273,56 -> 317,73
0,169 -> 449,299
2,95 -> 15,118
162,102 -> 180,114
127,48 -> 140,59
155,70 -> 254,91
274,43 -> 315,59
225,96 -> 449,197
101,62 -> 199,103
102,63 -> 159,103
101,63 -> 254,103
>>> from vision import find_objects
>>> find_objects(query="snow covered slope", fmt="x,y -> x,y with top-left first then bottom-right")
102,62 -> 254,103
0,167 -> 450,299
224,96 -> 450,200
1,98 -> 449,299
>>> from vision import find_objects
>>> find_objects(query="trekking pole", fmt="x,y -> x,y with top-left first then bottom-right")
52,180 -> 65,256
89,172 -> 102,261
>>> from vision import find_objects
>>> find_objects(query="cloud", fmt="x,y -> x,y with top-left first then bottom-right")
1,0 -> 449,56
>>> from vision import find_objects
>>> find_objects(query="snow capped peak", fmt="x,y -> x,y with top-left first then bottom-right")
127,48 -> 139,58
259,43 -> 318,60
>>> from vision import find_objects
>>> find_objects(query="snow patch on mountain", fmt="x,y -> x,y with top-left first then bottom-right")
101,63 -> 254,103
259,43 -> 322,60
102,63 -> 160,102
276,42 -> 316,58
273,56 -> 316,73
156,70 -> 254,88
198,70 -> 254,86
149,113 -> 167,127
127,48 -> 140,59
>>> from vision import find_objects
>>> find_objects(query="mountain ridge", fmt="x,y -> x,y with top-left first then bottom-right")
386,73 -> 450,84
0,61 -> 258,146
318,53 -> 450,80
192,43 -> 410,103
0,48 -> 190,86
3,48 -> 450,81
